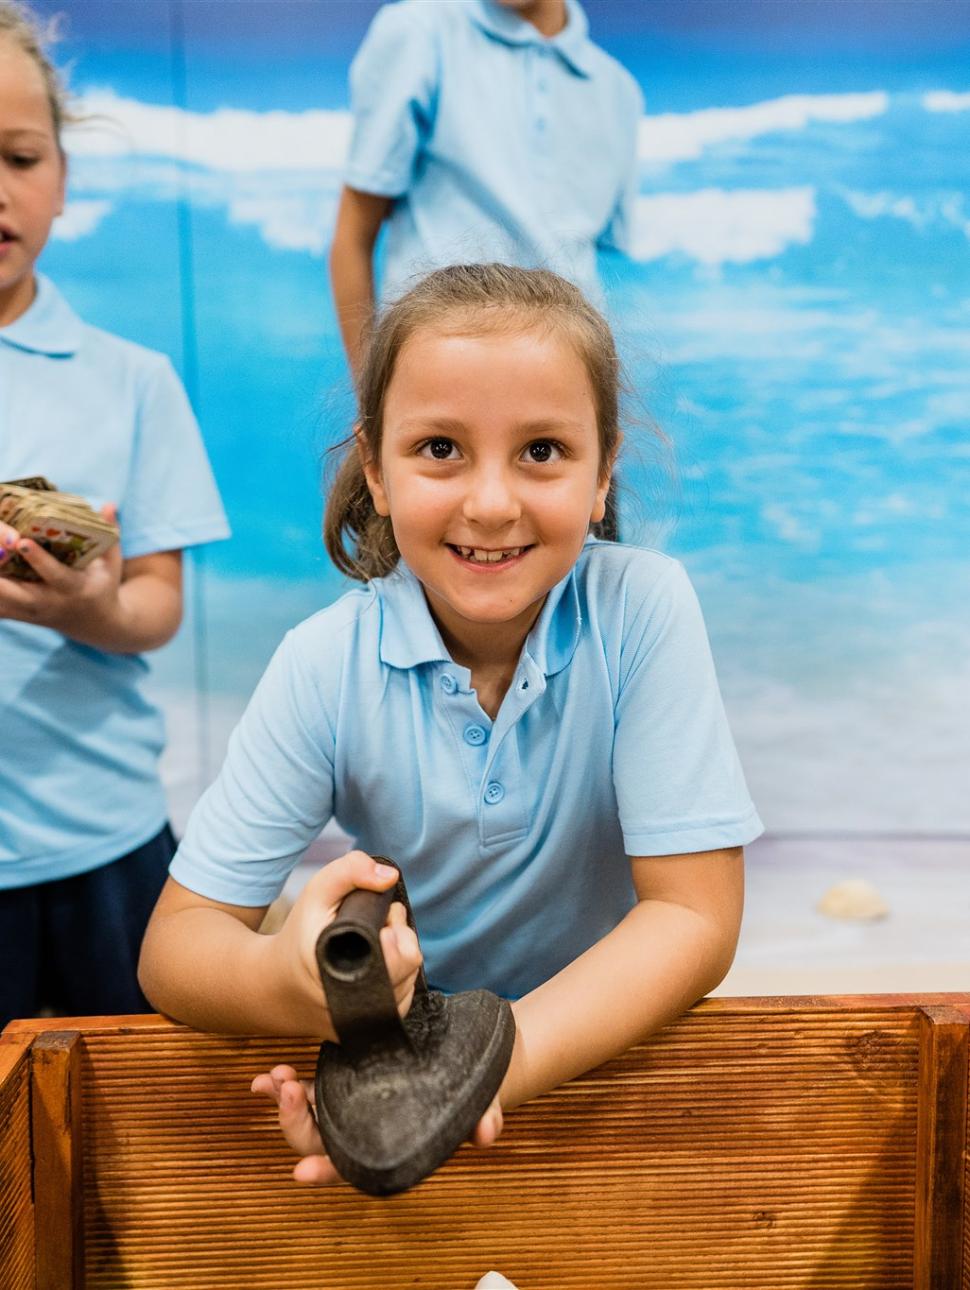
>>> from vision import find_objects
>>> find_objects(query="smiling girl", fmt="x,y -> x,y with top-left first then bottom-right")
0,0 -> 227,1028
140,263 -> 761,1182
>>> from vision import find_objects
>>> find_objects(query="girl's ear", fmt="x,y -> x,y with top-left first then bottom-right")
55,153 -> 67,218
591,438 -> 621,525
356,426 -> 390,517
590,476 -> 609,526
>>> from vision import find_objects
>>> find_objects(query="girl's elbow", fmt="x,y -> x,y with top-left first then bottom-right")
702,922 -> 741,995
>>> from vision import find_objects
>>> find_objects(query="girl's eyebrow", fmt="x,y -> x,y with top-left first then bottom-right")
0,127 -> 52,143
393,416 -> 589,437
394,417 -> 467,436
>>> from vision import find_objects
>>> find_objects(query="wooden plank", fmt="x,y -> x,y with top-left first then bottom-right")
77,1004 -> 923,1288
1,993 -> 968,1043
914,1004 -> 970,1288
0,1038 -> 35,1290
31,1030 -> 85,1290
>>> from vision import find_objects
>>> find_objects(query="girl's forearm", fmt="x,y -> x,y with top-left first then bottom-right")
501,899 -> 738,1111
138,906 -> 333,1039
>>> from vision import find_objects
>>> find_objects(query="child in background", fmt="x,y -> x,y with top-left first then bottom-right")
140,262 -> 761,1182
0,0 -> 229,1029
330,0 -> 643,378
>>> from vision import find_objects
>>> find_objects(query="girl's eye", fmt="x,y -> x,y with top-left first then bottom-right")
419,437 -> 458,461
523,440 -> 563,464
9,155 -> 39,169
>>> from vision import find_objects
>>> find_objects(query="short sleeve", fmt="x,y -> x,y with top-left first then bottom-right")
598,79 -> 643,255
613,561 -> 762,855
119,354 -> 229,559
169,631 -> 337,906
344,2 -> 439,198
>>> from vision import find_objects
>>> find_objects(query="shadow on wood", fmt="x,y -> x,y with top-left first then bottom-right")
1,994 -> 968,1289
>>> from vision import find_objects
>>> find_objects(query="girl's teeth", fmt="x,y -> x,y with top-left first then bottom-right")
456,546 -> 523,563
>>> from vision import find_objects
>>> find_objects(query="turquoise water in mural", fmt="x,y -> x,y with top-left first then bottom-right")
32,7 -> 970,830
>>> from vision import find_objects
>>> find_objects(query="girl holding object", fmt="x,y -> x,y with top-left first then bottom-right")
0,1 -> 228,1027
140,262 -> 761,1181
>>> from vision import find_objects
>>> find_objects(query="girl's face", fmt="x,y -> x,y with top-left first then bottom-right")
0,38 -> 65,327
364,323 -> 612,666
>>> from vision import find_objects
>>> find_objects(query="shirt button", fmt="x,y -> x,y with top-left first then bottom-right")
464,724 -> 487,746
440,674 -> 458,695
484,781 -> 505,805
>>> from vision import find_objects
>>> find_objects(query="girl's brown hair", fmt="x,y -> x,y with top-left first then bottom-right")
325,262 -> 624,581
0,1 -> 73,143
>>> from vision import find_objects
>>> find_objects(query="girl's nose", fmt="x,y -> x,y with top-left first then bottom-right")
461,467 -> 522,528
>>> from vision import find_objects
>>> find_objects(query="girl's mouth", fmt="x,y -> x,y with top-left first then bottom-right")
448,544 -> 529,565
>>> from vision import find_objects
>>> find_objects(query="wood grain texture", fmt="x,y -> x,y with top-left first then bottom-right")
32,1030 -> 85,1290
0,1040 -> 34,1290
6,995 -> 970,1288
75,1003 -> 924,1288
912,1005 -> 970,1289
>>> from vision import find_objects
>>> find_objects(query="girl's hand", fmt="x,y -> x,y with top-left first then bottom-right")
251,1065 -> 504,1185
267,850 -> 424,1043
0,504 -> 123,635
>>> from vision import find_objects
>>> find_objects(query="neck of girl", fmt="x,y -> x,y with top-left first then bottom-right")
435,601 -> 545,721
516,1 -> 569,40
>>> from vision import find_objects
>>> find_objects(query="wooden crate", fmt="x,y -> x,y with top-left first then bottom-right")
1,995 -> 968,1289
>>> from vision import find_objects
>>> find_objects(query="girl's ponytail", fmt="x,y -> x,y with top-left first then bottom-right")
323,441 -> 398,581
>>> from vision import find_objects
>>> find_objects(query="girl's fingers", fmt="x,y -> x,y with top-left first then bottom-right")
250,1064 -> 301,1101
306,849 -> 399,914
293,1154 -> 341,1186
470,1094 -> 504,1148
276,1078 -> 326,1157
14,538 -> 71,586
379,920 -> 422,1013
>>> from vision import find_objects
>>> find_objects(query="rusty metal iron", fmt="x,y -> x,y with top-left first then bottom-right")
314,868 -> 516,1196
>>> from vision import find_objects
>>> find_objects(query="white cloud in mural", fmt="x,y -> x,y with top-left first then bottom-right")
227,192 -> 339,254
51,198 -> 114,241
630,187 -> 816,265
844,189 -> 970,239
638,92 -> 889,164
922,90 -> 970,113
760,502 -> 820,549
67,89 -> 352,173
69,87 -> 891,177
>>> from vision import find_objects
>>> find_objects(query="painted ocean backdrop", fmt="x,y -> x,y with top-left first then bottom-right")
34,1 -> 970,835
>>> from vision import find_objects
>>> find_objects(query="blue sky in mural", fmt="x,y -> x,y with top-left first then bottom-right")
31,0 -> 970,830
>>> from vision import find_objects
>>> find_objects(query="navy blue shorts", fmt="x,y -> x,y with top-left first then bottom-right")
0,824 -> 175,1031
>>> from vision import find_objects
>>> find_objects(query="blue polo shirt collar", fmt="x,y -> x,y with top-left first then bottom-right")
377,558 -> 582,677
468,0 -> 594,77
0,275 -> 82,357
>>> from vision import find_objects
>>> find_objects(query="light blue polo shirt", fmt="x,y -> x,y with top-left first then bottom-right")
344,0 -> 643,303
0,275 -> 230,888
171,543 -> 761,999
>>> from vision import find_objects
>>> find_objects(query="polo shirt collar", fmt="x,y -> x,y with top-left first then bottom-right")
468,0 -> 594,78
0,275 -> 83,357
377,557 -> 582,678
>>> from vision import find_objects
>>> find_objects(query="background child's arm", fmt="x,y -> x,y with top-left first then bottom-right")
328,185 -> 391,380
0,510 -> 182,653
138,851 -> 422,1039
500,847 -> 744,1111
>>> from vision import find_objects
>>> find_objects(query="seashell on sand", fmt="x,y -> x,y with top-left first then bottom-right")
817,878 -> 890,921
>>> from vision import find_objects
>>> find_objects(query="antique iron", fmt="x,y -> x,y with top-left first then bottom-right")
314,869 -> 516,1196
